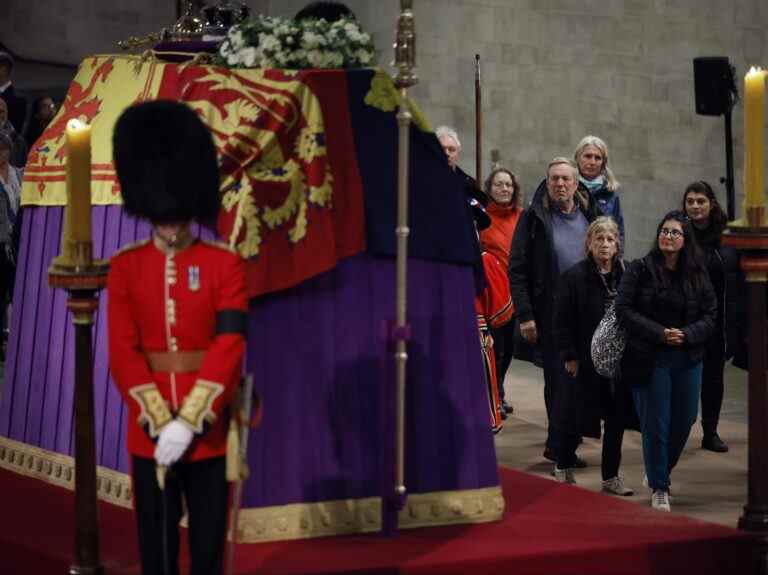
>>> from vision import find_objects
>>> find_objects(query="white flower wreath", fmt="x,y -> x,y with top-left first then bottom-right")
217,15 -> 376,69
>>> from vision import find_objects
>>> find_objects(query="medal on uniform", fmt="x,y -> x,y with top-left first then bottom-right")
188,266 -> 200,291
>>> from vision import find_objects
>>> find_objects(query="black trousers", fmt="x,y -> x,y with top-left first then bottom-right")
491,318 -> 516,403
556,413 -> 625,480
700,341 -> 726,435
132,456 -> 229,575
541,342 -> 562,452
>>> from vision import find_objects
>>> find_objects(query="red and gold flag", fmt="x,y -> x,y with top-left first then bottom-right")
23,55 -> 366,297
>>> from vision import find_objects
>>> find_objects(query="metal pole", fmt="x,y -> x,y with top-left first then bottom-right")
475,55 -> 482,187
394,91 -> 410,499
381,0 -> 418,536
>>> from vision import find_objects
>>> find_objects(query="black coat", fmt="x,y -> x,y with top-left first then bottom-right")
693,227 -> 745,363
615,255 -> 717,387
553,257 -> 637,437
508,179 -> 600,361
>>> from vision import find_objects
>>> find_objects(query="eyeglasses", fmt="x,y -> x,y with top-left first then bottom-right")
659,228 -> 684,239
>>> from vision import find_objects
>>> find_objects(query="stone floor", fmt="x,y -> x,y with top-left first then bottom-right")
496,359 -> 749,528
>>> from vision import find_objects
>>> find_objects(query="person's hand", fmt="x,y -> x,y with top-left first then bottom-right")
663,328 -> 685,347
565,360 -> 579,377
520,320 -> 538,344
154,420 -> 194,466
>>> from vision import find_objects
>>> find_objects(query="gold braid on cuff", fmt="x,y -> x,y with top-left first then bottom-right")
178,379 -> 225,434
129,383 -> 173,438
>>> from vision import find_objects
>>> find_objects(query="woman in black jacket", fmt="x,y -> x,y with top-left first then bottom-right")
553,217 -> 634,495
682,181 -> 742,452
615,210 -> 716,512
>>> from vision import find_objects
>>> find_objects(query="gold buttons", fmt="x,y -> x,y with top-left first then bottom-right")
166,298 -> 177,325
166,257 -> 177,285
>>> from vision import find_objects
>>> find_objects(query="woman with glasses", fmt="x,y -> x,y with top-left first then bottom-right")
480,167 -> 522,418
615,210 -> 716,511
682,181 -> 742,453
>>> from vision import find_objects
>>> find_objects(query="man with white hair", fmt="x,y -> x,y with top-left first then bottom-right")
508,157 -> 600,471
436,126 -> 461,170
436,125 -> 487,206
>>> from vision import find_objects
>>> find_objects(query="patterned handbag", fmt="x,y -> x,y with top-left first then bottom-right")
590,303 -> 626,379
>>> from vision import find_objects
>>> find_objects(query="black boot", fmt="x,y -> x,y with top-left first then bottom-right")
702,431 -> 729,453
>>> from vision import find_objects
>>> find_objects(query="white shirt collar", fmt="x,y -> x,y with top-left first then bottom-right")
0,80 -> 11,94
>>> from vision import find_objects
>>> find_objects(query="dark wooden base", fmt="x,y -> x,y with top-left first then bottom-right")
723,224 -> 768,575
49,263 -> 108,575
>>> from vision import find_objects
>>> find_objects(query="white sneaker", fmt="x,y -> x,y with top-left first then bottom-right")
643,474 -> 672,499
602,476 -> 634,496
554,467 -> 576,484
651,490 -> 671,512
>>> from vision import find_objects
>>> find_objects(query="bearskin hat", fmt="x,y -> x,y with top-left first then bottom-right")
112,100 -> 220,225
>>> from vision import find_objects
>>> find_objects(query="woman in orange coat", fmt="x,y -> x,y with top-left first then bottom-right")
480,168 -> 522,417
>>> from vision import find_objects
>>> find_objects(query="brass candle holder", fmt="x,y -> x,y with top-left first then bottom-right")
746,205 -> 767,228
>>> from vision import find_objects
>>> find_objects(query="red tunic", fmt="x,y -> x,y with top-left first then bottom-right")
475,251 -> 514,433
479,202 -> 521,314
108,238 -> 247,461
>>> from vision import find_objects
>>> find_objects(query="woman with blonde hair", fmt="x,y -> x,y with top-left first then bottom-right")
552,216 -> 634,494
574,135 -> 624,249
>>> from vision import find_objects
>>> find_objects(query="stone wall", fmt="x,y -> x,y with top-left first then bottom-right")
394,0 -> 768,257
1,1 -> 766,255
0,1 -> 176,64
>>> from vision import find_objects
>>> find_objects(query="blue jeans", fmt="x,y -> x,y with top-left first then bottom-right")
632,349 -> 702,492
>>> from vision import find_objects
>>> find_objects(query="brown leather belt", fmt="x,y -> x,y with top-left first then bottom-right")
145,351 -> 205,373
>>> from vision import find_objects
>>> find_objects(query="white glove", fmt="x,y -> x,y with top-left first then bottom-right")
154,420 -> 194,466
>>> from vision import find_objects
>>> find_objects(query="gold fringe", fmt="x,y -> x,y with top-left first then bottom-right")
233,485 -> 505,543
0,436 -> 505,541
0,436 -> 133,509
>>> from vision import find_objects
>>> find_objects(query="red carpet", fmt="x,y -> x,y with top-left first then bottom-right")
1,466 -> 751,574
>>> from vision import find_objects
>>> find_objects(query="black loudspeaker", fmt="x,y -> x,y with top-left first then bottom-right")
693,57 -> 736,116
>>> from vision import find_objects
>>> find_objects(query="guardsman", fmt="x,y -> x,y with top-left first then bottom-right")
108,100 -> 247,575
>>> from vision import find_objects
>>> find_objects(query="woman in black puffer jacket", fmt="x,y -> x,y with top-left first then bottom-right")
615,210 -> 716,512
553,217 -> 636,495
682,181 -> 743,453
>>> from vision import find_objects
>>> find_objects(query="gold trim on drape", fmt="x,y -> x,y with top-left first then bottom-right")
0,436 -> 133,508
0,436 -> 505,542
